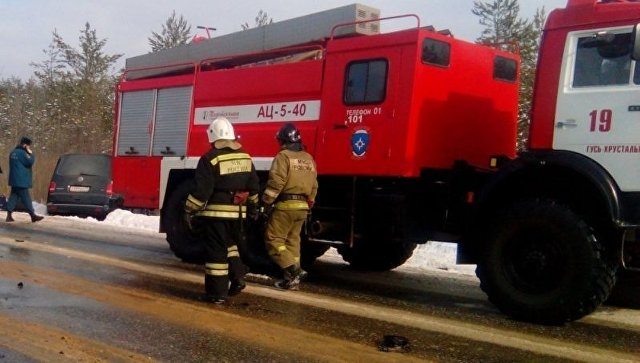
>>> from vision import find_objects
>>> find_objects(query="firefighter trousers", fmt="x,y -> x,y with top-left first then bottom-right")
202,219 -> 246,300
264,209 -> 308,270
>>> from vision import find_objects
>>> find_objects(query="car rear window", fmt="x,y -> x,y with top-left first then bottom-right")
56,155 -> 110,177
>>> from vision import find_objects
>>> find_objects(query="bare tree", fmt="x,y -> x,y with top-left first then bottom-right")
241,10 -> 273,30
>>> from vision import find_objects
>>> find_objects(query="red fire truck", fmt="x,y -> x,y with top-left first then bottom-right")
113,0 -> 640,324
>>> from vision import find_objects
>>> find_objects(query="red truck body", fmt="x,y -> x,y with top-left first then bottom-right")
113,24 -> 518,210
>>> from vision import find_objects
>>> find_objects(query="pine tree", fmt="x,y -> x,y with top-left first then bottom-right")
149,11 -> 192,52
54,23 -> 122,83
29,24 -> 121,154
472,0 -> 546,151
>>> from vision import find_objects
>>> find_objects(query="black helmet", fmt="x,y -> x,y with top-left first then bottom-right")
276,123 -> 301,145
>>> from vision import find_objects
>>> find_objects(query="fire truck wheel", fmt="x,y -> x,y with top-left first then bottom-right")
236,219 -> 281,276
476,200 -> 618,324
164,181 -> 206,264
337,193 -> 416,271
337,240 -> 416,271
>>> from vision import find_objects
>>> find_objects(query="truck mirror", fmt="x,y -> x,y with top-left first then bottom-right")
632,24 -> 640,61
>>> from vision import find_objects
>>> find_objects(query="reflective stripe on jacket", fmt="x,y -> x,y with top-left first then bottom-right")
185,141 -> 259,219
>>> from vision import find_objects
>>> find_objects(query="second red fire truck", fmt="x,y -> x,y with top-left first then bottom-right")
112,0 -> 640,324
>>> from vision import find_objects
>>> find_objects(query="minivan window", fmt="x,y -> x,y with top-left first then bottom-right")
57,155 -> 110,176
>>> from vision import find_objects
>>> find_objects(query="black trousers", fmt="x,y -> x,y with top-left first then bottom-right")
202,219 -> 246,299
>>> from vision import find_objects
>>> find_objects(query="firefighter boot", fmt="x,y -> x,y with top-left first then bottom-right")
274,265 -> 306,290
30,213 -> 44,223
202,295 -> 226,305
6,212 -> 14,222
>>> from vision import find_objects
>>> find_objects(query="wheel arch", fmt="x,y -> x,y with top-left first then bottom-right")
480,150 -> 621,221
462,150 -> 623,263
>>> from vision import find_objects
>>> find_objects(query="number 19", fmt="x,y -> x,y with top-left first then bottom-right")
589,109 -> 612,132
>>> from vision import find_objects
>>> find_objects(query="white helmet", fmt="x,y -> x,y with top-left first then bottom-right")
207,116 -> 235,143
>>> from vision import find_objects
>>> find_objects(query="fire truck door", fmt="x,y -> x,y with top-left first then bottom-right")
317,49 -> 401,175
554,27 -> 640,192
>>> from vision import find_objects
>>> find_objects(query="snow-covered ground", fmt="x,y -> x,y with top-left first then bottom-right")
31,203 -> 476,276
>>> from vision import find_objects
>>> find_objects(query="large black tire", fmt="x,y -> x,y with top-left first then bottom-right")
236,217 -> 281,276
477,200 -> 618,324
338,240 -> 416,271
338,195 -> 416,271
163,181 -> 206,264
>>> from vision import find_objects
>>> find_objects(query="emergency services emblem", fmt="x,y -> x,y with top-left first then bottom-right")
351,129 -> 369,157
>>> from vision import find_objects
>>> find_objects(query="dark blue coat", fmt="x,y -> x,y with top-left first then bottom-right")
8,145 -> 35,188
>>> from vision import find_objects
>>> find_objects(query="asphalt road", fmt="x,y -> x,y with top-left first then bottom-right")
0,212 -> 639,362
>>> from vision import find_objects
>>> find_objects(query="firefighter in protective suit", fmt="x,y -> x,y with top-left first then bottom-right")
262,123 -> 318,290
184,117 -> 260,304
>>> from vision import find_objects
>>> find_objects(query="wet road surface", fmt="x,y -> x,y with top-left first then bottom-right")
0,213 -> 639,362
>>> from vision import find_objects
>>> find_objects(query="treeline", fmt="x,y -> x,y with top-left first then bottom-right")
0,1 -> 543,203
0,23 -> 121,201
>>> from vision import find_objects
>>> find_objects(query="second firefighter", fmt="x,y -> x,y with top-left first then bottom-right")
262,123 -> 318,290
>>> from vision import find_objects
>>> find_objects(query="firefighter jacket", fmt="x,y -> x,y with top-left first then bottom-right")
262,145 -> 318,211
8,145 -> 35,189
185,140 -> 259,219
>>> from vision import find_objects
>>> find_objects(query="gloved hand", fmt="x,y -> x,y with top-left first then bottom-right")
247,203 -> 260,221
260,203 -> 274,220
307,199 -> 315,209
183,211 -> 196,231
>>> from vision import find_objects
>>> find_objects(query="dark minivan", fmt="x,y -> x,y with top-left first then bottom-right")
47,154 -> 122,220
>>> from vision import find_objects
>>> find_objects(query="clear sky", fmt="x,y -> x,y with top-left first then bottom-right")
0,0 -> 568,80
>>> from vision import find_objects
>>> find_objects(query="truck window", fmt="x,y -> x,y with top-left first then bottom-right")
494,56 -> 517,82
344,59 -> 388,105
422,38 -> 450,67
573,32 -> 633,87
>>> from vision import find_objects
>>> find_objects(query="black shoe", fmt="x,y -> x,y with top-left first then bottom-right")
202,294 -> 226,305
274,278 -> 300,291
6,212 -> 14,222
274,279 -> 291,290
275,266 -> 306,290
297,269 -> 308,282
228,281 -> 246,296
30,214 -> 44,223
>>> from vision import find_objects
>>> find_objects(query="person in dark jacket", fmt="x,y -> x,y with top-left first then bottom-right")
6,137 -> 44,223
184,117 -> 260,304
